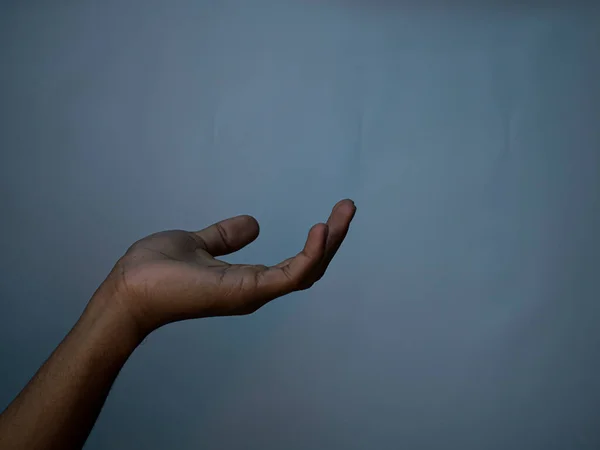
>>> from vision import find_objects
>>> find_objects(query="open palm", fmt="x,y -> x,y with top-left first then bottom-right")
107,199 -> 356,335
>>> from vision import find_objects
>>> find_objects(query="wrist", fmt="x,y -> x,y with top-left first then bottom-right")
80,287 -> 146,358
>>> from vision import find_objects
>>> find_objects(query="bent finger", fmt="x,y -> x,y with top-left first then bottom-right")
257,223 -> 328,299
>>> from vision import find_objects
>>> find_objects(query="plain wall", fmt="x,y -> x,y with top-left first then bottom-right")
1,1 -> 599,449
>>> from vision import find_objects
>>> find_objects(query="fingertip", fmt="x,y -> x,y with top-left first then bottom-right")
304,223 -> 328,258
238,214 -> 260,237
309,221 -> 326,232
239,213 -> 259,226
317,222 -> 329,242
332,198 -> 355,215
349,202 -> 357,219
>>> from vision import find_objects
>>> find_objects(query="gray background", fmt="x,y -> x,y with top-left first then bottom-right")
1,1 -> 600,449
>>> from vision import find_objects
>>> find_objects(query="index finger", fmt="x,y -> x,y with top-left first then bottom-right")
256,222 -> 329,299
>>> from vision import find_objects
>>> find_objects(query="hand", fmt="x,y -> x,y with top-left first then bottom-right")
101,199 -> 357,337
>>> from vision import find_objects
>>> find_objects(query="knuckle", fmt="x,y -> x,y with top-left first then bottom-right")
281,266 -> 298,289
215,223 -> 232,252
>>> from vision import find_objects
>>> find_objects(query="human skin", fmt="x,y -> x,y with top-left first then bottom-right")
0,199 -> 357,450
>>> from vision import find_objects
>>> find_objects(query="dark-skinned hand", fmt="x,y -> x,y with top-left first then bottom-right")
102,199 -> 357,337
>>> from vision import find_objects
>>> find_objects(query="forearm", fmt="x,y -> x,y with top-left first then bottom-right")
0,290 -> 141,450
0,200 -> 356,449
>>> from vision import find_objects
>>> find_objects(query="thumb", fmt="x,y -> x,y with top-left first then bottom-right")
194,215 -> 260,256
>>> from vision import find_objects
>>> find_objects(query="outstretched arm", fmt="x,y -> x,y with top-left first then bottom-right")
0,199 -> 356,450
